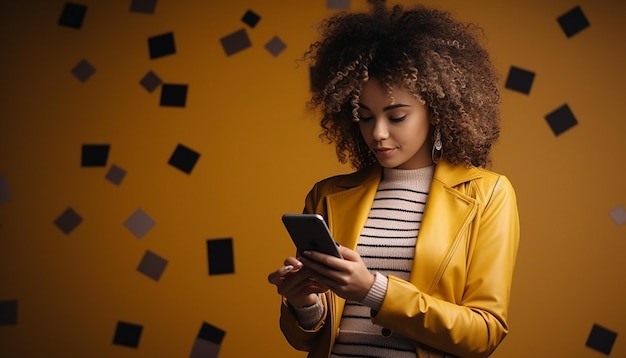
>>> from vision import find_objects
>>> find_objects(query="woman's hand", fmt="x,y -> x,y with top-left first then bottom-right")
300,246 -> 375,302
267,257 -> 329,307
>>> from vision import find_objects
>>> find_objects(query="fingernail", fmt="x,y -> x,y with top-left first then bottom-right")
283,265 -> 294,271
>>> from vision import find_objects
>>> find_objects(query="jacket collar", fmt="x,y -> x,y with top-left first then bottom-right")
330,160 -> 483,190
432,160 -> 483,187
324,160 -> 480,249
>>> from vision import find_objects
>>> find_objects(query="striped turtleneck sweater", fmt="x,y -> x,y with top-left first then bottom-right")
331,165 -> 433,358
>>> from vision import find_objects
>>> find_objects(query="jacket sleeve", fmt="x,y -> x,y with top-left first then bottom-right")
371,175 -> 520,358
279,294 -> 330,351
278,182 -> 331,351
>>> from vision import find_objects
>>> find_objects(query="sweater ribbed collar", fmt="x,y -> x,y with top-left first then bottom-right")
381,165 -> 434,188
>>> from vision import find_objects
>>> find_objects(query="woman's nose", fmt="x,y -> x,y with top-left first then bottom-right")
372,119 -> 389,141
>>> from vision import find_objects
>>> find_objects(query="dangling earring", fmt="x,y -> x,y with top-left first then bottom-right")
431,126 -> 443,164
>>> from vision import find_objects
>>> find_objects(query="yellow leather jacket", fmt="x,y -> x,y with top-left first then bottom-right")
279,161 -> 520,358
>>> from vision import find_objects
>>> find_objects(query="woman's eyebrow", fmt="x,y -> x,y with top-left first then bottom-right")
358,103 -> 410,111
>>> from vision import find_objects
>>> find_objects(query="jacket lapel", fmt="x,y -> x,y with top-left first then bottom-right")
325,166 -> 382,250
322,167 -> 381,338
412,161 -> 482,293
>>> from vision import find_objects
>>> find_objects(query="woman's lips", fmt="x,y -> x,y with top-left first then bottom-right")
373,147 -> 395,156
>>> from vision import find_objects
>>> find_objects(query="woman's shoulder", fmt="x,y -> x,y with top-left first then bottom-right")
471,165 -> 514,189
435,161 -> 508,184
435,161 -> 516,198
314,165 -> 380,189
303,165 -> 381,214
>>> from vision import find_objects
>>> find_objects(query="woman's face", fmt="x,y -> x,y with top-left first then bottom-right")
357,78 -> 434,169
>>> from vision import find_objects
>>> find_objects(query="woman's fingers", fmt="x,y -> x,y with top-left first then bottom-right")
299,248 -> 374,302
267,258 -> 303,284
267,257 -> 327,307
267,265 -> 294,284
299,251 -> 345,280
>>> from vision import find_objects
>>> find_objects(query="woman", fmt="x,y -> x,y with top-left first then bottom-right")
267,2 -> 520,357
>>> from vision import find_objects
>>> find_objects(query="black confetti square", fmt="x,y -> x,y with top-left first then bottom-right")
220,29 -> 252,57
139,71 -> 162,93
58,2 -> 87,29
558,6 -> 590,38
71,59 -> 95,83
241,10 -> 260,28
137,250 -> 168,281
160,84 -> 188,107
168,144 -> 200,174
0,300 -> 18,325
148,32 -> 176,59
505,66 -> 535,95
207,238 -> 234,275
130,0 -> 157,14
545,104 -> 578,136
586,324 -> 617,355
81,144 -> 110,167
190,322 -> 225,358
113,321 -> 143,348
198,322 -> 226,344
54,207 -> 83,235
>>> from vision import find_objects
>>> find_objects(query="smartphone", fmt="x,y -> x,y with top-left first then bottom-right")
281,214 -> 343,259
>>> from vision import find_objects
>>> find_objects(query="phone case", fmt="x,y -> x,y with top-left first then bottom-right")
281,214 -> 342,258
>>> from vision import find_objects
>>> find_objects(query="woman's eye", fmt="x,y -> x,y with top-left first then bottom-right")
390,115 -> 407,122
357,115 -> 373,122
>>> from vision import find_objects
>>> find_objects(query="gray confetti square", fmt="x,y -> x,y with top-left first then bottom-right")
137,250 -> 168,281
71,59 -> 95,83
0,176 -> 11,204
190,338 -> 221,358
130,0 -> 157,14
609,205 -> 626,226
124,208 -> 155,239
327,0 -> 350,10
54,207 -> 83,235
139,70 -> 162,93
105,164 -> 126,186
190,322 -> 225,358
220,28 -> 251,56
265,36 -> 286,57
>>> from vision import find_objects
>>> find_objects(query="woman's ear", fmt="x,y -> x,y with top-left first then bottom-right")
426,106 -> 438,126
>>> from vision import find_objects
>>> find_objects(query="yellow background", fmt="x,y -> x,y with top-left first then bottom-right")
1,0 -> 625,357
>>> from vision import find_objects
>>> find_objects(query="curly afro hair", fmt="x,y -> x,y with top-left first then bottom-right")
305,1 -> 501,169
